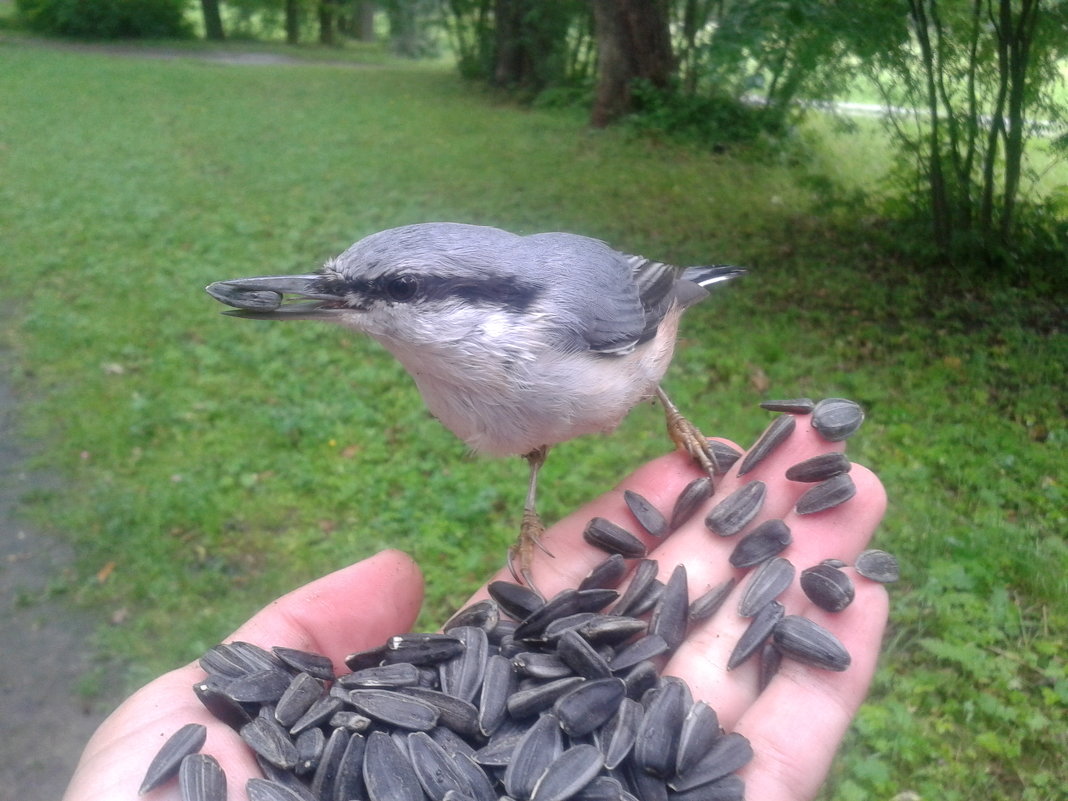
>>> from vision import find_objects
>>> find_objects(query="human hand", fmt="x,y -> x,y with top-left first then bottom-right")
64,412 -> 887,801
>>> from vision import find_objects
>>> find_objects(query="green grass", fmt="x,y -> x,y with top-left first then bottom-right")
1,40 -> 1065,800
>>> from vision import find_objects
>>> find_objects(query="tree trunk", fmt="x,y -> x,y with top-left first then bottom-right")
356,1 -> 377,42
590,0 -> 674,127
200,0 -> 225,41
999,0 -> 1040,242
285,0 -> 300,45
319,0 -> 337,46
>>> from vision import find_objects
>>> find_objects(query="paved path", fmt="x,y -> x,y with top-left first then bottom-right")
0,359 -> 124,801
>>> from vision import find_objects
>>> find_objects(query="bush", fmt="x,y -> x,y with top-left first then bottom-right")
16,0 -> 192,38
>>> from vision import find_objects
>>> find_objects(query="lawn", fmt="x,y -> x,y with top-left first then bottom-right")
0,39 -> 1065,800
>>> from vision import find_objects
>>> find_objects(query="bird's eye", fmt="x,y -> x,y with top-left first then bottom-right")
385,274 -> 419,302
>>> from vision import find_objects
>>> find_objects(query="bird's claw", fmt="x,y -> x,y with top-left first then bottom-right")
508,508 -> 552,591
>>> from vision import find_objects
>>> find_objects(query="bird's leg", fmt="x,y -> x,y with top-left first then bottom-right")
656,386 -> 719,477
508,445 -> 552,589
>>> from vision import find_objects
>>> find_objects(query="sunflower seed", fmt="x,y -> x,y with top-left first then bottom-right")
515,589 -> 618,641
855,549 -> 900,582
759,397 -> 815,414
397,687 -> 480,737
364,730 -> 424,801
625,577 -> 665,617
348,688 -> 439,730
737,414 -> 796,476
728,519 -> 792,568
439,626 -> 489,703
178,753 -> 226,801
288,694 -> 343,735
795,473 -> 857,514
554,677 -> 627,737
272,646 -> 335,681
758,640 -> 782,692
294,727 -> 325,775
444,598 -> 500,634
784,452 -> 852,483
343,644 -> 388,672
556,628 -> 612,679
669,477 -> 713,530
633,679 -> 686,777
621,660 -> 659,700
687,579 -> 736,622
727,600 -> 785,670
648,564 -> 689,652
626,759 -> 669,801
543,612 -> 599,642
450,751 -> 499,801
489,581 -> 546,621
241,716 -> 299,769
192,679 -> 254,730
246,777 -> 313,801
623,489 -> 669,537
513,651 -> 573,680
574,614 -> 648,646
572,775 -> 627,801
384,633 -> 465,665
583,517 -> 648,558
139,722 -> 208,794
503,713 -> 564,800
225,667 -> 292,704
274,672 -> 324,728
595,695 -> 642,770
478,653 -> 516,736
710,441 -> 744,474
578,554 -> 629,591
800,563 -> 855,612
608,634 -> 669,672
407,731 -> 471,801
328,710 -> 372,732
330,731 -> 366,801
531,743 -> 605,801
822,557 -> 848,568
507,676 -> 586,719
337,661 -> 422,689
773,615 -> 851,671
675,701 -> 721,776
812,397 -> 865,441
669,732 -> 753,792
705,481 -> 767,536
737,557 -> 795,617
669,773 -> 745,801
610,558 -> 658,616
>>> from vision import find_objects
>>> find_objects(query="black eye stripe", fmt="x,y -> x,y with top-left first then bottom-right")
317,274 -> 542,313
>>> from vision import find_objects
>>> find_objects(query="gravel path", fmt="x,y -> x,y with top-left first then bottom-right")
0,359 -> 125,801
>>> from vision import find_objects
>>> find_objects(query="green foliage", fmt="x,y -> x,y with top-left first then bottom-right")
1,45 -> 1065,800
15,0 -> 192,38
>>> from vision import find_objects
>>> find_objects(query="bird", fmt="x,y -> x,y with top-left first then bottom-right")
206,222 -> 744,587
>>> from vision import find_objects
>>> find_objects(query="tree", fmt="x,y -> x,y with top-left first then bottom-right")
590,0 -> 674,127
285,0 -> 301,44
200,0 -> 225,40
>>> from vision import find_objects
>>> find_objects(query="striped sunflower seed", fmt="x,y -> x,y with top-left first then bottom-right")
443,598 -> 500,634
737,557 -> 795,617
139,722 -> 207,794
675,701 -> 721,776
554,677 -> 627,737
530,743 -> 605,801
759,397 -> 815,414
795,473 -> 857,515
800,563 -> 855,612
727,600 -> 785,670
705,480 -> 767,536
633,679 -> 686,778
488,580 -> 545,621
582,517 -> 648,558
596,696 -> 643,770
687,578 -> 736,622
503,713 -> 564,800
347,689 -> 439,731
273,672 -> 324,728
855,549 -> 900,583
623,489 -> 669,537
670,476 -> 713,530
240,716 -> 299,770
577,553 -> 629,591
407,731 -> 470,801
784,451 -> 851,483
271,646 -> 335,681
811,397 -> 865,441
773,615 -> 851,671
669,731 -> 754,792
245,777 -> 311,801
758,640 -> 783,692
648,563 -> 689,652
737,414 -> 796,476
438,625 -> 488,703
363,730 -> 424,801
178,753 -> 226,801
728,519 -> 792,568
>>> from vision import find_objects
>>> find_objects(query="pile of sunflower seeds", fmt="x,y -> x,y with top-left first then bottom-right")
140,397 -> 898,801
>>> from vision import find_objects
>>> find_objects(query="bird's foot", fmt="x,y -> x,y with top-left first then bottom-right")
657,387 -> 719,478
508,508 -> 552,590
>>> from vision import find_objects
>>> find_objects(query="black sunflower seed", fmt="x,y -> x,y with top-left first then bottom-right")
675,701 -> 721,776
773,615 -> 851,671
327,731 -> 366,801
288,694 -> 343,735
397,687 -> 480,737
293,727 -> 325,775
855,549 -> 900,583
577,554 -> 629,591
439,625 -> 488,703
531,743 -> 605,801
582,517 -> 648,558
705,481 -> 767,536
554,677 -> 627,737
513,651 -> 573,680
574,614 -> 647,646
608,634 -> 669,672
737,414 -> 796,476
224,667 -> 292,704
648,564 -> 689,652
407,731 -> 470,801
728,518 -> 792,568
623,489 -> 669,537
506,676 -> 585,719
800,563 -> 855,612
241,716 -> 299,770
811,397 -> 865,441
515,588 -> 618,642
139,722 -> 207,794
272,646 -> 335,681
336,661 -> 422,689
192,679 -> 253,730
596,695 -> 643,770
687,579 -> 736,622
503,713 -> 564,800
670,773 -> 745,801
274,672 -> 324,728
488,580 -> 546,621
670,476 -> 713,530
363,730 -> 424,801
621,659 -> 659,699
669,731 -> 753,792
758,640 -> 783,692
795,473 -> 857,515
626,577 -> 665,617
784,451 -> 852,483
443,598 -> 500,634
737,557 -> 795,617
178,753 -> 226,801
727,600 -> 785,671
348,689 -> 439,731
478,653 -> 516,737
383,633 -> 464,665
759,397 -> 815,414
633,678 -> 686,777
610,558 -> 658,617
556,628 -> 612,679
245,777 -> 312,801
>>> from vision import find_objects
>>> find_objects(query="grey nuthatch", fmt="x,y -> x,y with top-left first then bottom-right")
206,222 -> 743,585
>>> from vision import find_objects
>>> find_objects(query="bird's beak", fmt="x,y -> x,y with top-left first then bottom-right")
205,274 -> 346,320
